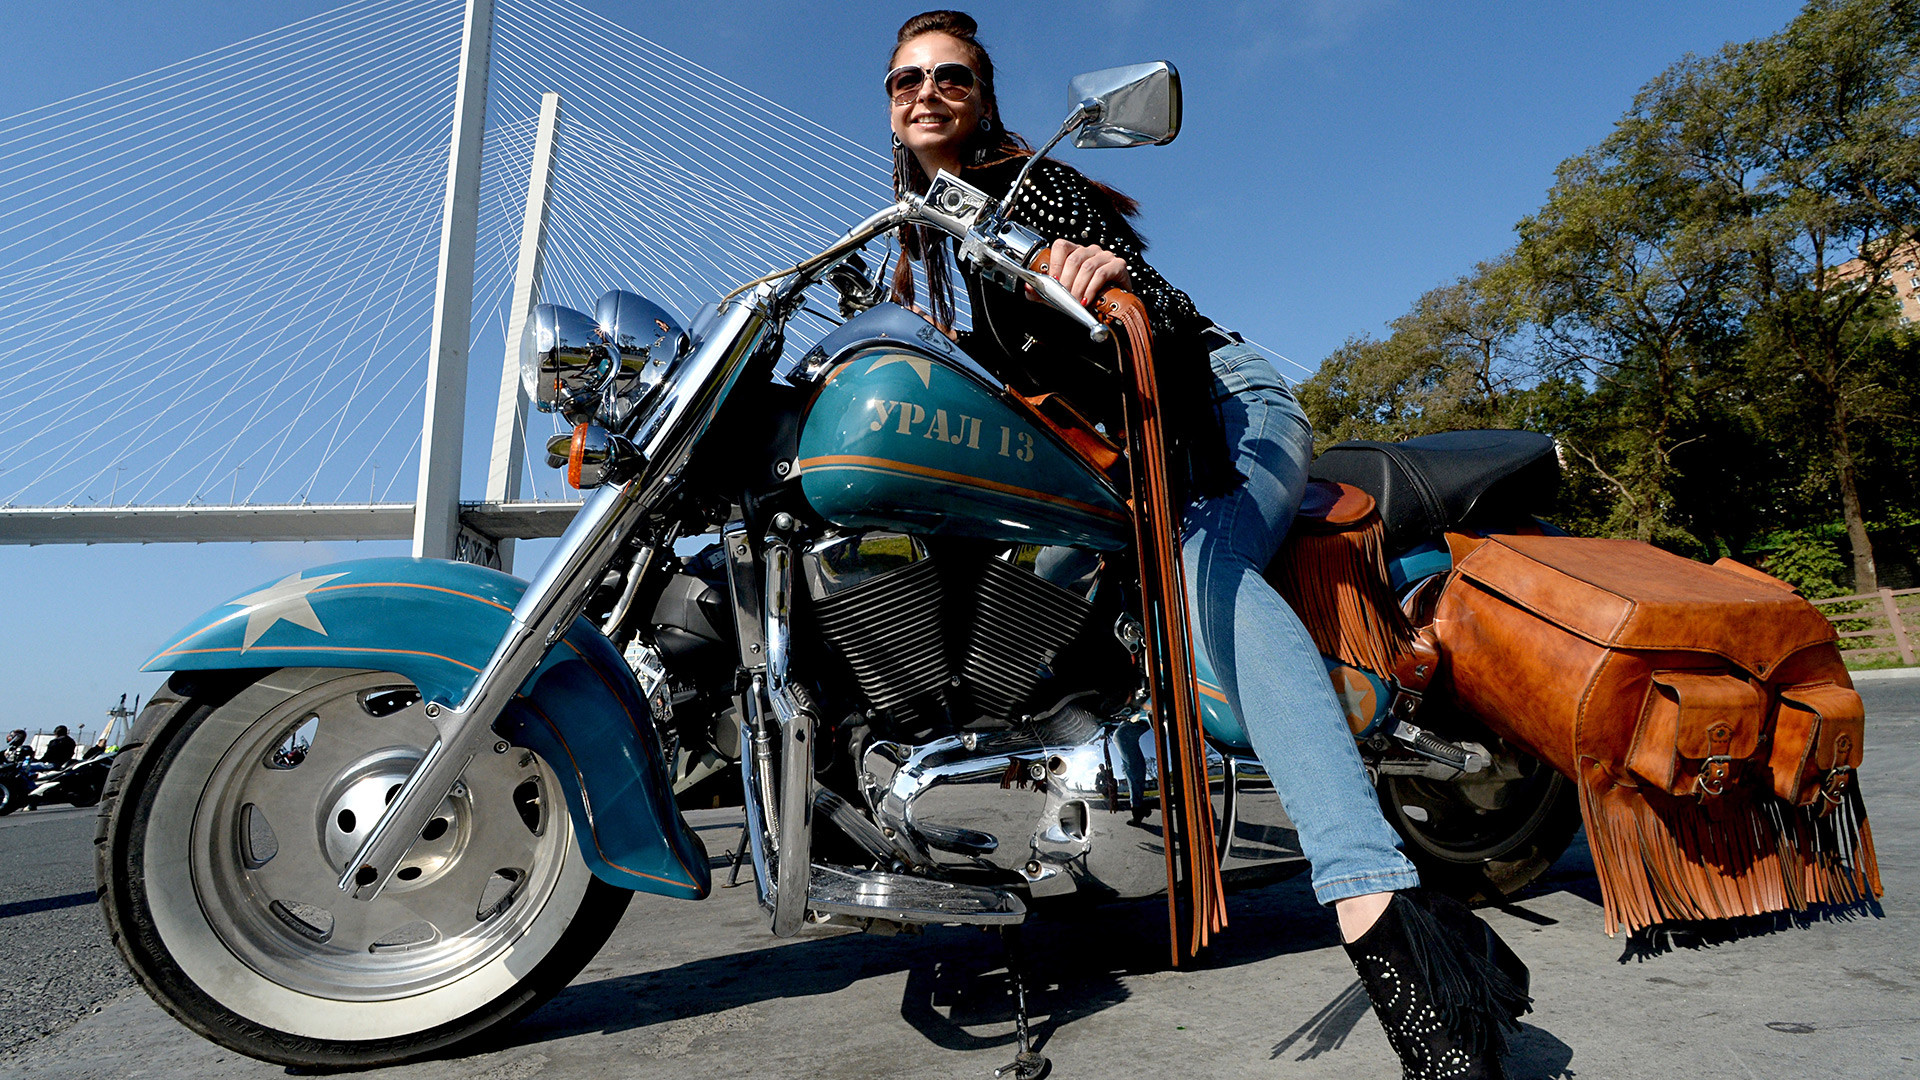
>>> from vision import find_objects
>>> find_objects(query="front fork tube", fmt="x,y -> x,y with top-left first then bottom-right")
338,479 -> 652,900
731,527 -> 815,936
334,291 -> 775,904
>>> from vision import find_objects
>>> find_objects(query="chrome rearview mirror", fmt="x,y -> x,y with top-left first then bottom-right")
986,61 -> 1182,227
1068,62 -> 1181,149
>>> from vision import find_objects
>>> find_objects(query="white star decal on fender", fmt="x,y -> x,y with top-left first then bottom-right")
866,353 -> 933,388
228,571 -> 349,650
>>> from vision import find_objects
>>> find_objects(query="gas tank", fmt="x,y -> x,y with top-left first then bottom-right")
795,305 -> 1129,550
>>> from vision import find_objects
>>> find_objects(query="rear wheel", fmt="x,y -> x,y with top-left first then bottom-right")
96,668 -> 632,1068
1378,735 -> 1579,904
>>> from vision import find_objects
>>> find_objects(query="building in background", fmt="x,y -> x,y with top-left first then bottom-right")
1836,239 -> 1920,325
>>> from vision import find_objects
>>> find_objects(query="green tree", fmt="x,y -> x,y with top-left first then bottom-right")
1727,0 -> 1920,590
1510,58 -> 1751,548
1296,259 -> 1529,449
1305,0 -> 1919,577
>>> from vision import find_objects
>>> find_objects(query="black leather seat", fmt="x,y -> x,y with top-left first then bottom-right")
1307,430 -> 1560,553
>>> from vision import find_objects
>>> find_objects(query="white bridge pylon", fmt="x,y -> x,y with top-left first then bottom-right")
0,0 -> 900,569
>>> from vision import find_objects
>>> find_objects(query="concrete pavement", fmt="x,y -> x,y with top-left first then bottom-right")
3,682 -> 1916,1079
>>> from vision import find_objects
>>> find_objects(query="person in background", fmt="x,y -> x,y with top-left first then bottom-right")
2,729 -> 31,766
42,725 -> 76,769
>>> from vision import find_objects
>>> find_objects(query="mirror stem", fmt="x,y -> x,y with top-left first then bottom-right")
986,100 -> 1103,229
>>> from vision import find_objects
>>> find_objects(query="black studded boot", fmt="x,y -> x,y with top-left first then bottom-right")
1343,889 -> 1532,1080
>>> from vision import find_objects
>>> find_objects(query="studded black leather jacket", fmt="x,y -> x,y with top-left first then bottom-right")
954,156 -> 1242,501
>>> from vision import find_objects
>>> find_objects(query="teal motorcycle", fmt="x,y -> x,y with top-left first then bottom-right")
97,63 -> 1574,1071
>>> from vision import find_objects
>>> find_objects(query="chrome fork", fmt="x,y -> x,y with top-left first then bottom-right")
336,478 -> 651,899
339,292 -> 773,901
735,527 -> 815,936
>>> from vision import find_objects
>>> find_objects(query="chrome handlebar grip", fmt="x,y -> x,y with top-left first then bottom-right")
1019,260 -> 1112,344
947,193 -> 1111,345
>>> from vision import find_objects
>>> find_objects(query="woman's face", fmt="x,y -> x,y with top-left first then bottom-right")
889,32 -> 985,170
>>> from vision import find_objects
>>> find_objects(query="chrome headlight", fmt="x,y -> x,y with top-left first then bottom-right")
527,303 -> 609,424
593,289 -> 686,427
522,291 -> 686,428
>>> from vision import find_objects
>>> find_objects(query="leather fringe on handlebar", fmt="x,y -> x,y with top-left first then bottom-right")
1095,288 -> 1228,964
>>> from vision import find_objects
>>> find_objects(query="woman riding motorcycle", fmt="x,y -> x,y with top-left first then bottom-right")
880,11 -> 1534,1076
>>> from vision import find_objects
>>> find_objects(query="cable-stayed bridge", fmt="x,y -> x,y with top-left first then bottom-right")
0,0 -> 1307,570
0,0 -> 898,569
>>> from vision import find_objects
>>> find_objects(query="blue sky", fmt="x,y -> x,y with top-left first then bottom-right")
0,0 -> 1806,732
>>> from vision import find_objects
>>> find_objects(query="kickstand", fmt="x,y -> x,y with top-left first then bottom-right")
991,926 -> 1050,1080
722,821 -> 750,888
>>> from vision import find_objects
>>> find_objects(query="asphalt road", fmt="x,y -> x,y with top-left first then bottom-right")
0,804 -> 130,1058
3,676 -> 1916,1079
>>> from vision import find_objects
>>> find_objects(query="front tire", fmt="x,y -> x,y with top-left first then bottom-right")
97,669 -> 632,1068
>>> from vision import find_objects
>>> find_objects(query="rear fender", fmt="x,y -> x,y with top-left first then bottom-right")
143,556 -> 710,899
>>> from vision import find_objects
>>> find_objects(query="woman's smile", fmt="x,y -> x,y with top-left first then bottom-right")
889,31 -> 982,177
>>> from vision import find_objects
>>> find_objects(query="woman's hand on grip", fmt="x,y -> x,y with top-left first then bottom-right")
1031,239 -> 1131,308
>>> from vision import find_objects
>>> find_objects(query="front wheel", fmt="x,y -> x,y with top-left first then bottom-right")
97,669 -> 632,1068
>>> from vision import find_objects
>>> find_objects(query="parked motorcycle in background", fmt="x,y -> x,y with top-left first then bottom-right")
0,758 -> 30,816
26,752 -> 114,812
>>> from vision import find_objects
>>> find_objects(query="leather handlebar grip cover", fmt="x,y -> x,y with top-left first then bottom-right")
1023,251 -> 1226,961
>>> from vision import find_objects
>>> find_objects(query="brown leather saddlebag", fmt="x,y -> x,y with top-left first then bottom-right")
1432,535 -> 1880,935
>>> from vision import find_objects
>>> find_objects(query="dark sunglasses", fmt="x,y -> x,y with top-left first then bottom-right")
885,62 -> 979,105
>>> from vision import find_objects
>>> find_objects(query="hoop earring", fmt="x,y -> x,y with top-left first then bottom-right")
979,116 -> 993,133
891,133 -> 902,149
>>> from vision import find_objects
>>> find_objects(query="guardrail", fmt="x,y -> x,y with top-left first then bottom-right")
1812,586 -> 1920,667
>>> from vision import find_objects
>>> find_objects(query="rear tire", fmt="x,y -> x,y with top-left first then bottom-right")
1378,736 -> 1580,905
96,668 -> 633,1068
1387,575 -> 1580,904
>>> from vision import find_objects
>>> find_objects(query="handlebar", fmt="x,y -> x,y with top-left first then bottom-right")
759,183 -> 1116,346
1024,248 -> 1116,344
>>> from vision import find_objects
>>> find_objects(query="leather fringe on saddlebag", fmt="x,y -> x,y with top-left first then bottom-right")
1267,481 -> 1415,680
1430,535 -> 1881,935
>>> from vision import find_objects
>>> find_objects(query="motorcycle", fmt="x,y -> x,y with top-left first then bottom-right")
96,62 -> 1574,1071
26,751 -> 113,811
0,759 -> 29,815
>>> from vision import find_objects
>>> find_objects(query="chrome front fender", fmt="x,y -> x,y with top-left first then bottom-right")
143,556 -> 710,899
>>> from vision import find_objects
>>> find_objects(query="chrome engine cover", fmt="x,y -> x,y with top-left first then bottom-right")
863,701 -> 1303,899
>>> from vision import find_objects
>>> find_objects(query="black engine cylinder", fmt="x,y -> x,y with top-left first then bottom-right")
804,533 -> 950,724
963,546 -> 1100,720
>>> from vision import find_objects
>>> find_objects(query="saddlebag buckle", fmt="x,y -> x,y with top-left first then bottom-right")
1694,754 -> 1737,798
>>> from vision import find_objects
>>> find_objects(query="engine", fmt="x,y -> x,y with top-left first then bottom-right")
800,531 -> 1104,734
795,528 -> 1300,897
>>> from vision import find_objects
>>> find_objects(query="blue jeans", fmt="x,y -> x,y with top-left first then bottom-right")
1182,341 -> 1421,905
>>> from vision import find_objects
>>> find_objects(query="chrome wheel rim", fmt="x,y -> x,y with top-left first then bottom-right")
190,672 -> 569,1001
